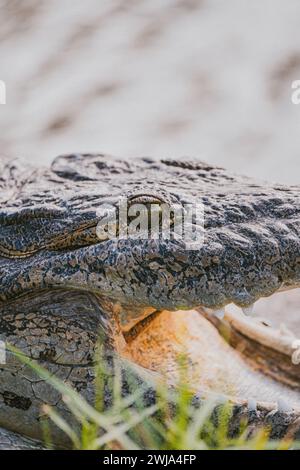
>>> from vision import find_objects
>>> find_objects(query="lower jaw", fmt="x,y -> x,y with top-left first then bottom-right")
115,292 -> 300,410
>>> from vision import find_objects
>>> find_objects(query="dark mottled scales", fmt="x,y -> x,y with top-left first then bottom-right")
0,153 -> 299,447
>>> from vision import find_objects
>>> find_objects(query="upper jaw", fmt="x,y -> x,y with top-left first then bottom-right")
108,209 -> 300,312
185,217 -> 300,310
94,162 -> 300,312
1,154 -> 300,313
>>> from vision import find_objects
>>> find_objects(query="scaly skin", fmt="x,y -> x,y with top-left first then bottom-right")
0,427 -> 44,450
0,153 -> 300,448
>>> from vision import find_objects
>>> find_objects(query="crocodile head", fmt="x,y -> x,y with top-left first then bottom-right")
0,153 -> 300,446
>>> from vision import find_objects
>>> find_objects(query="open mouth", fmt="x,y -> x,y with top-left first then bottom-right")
115,289 -> 300,413
1,285 -> 300,445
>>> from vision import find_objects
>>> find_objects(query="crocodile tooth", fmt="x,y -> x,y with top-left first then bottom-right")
247,398 -> 257,412
292,339 -> 300,349
291,339 -> 300,364
213,309 -> 225,320
242,305 -> 254,316
277,399 -> 292,413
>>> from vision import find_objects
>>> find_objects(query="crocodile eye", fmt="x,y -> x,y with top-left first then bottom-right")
95,195 -> 179,242
126,196 -> 177,239
128,194 -> 165,205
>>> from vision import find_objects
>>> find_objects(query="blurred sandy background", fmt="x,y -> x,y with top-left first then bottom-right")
0,0 -> 300,184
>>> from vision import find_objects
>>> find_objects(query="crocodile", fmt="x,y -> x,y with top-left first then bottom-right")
0,153 -> 300,449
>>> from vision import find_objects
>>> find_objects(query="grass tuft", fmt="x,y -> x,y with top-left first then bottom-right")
7,343 -> 300,451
